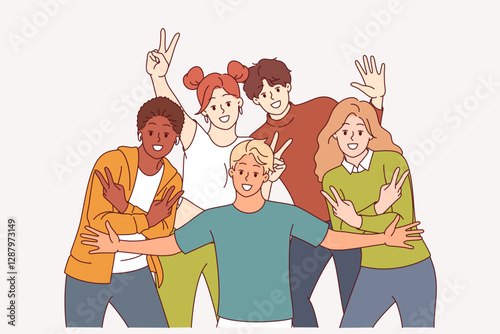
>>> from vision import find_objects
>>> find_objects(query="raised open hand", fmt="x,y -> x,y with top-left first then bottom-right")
375,167 -> 410,214
146,28 -> 180,78
321,186 -> 362,228
146,186 -> 184,228
350,55 -> 386,101
81,221 -> 119,254
95,167 -> 128,213
384,215 -> 423,249
268,132 -> 292,182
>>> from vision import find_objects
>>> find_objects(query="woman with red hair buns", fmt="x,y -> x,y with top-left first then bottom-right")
144,29 -> 290,327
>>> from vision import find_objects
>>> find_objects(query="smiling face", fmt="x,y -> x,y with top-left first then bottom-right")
139,116 -> 179,159
333,114 -> 373,159
252,79 -> 291,117
229,154 -> 269,198
201,88 -> 243,130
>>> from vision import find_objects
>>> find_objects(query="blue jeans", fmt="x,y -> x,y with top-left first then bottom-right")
289,225 -> 361,327
341,258 -> 437,327
65,267 -> 168,327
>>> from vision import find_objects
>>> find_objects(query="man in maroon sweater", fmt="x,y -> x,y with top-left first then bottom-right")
243,56 -> 386,327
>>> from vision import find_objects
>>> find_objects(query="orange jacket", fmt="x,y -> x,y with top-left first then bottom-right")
64,146 -> 181,286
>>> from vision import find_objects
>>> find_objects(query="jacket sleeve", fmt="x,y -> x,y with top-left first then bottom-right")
142,173 -> 182,239
85,151 -> 150,234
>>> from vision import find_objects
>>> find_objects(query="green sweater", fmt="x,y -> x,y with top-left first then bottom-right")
322,150 -> 430,269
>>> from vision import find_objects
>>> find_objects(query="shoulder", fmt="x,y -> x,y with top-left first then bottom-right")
93,147 -> 132,170
293,96 -> 338,111
372,150 -> 409,169
322,166 -> 347,185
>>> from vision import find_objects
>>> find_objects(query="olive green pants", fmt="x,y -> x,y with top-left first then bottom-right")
156,243 -> 219,327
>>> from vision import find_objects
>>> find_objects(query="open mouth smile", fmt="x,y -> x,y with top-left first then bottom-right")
153,145 -> 163,151
219,115 -> 230,123
348,143 -> 358,150
271,101 -> 281,109
242,184 -> 252,191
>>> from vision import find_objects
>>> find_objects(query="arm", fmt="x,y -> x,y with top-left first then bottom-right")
86,153 -> 149,234
320,215 -> 423,250
146,29 -> 196,149
82,221 -> 181,256
142,173 -> 184,239
173,198 -> 203,229
322,155 -> 414,234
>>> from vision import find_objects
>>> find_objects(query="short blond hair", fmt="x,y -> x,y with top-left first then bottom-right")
230,139 -> 275,174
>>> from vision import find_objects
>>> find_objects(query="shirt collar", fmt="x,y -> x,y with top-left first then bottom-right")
342,149 -> 374,174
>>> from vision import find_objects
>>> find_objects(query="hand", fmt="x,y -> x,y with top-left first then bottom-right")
146,28 -> 179,78
350,55 -> 386,100
384,215 -> 424,249
268,132 -> 292,182
321,186 -> 362,228
81,221 -> 119,254
375,167 -> 410,214
95,167 -> 128,213
146,186 -> 184,228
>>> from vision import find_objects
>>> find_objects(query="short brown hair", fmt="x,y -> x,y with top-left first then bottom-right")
243,58 -> 291,99
137,97 -> 184,134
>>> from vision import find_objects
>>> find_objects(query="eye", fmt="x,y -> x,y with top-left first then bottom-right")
239,170 -> 243,175
253,172 -> 258,177
262,93 -> 267,99
164,132 -> 169,138
343,130 -> 348,135
148,131 -> 153,136
275,87 -> 280,93
358,130 -> 363,136
226,101 -> 231,107
211,105 -> 216,111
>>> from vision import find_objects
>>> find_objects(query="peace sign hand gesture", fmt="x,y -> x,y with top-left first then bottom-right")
374,167 -> 410,214
321,186 -> 362,228
95,167 -> 128,213
146,28 -> 180,78
146,186 -> 184,228
268,132 -> 292,182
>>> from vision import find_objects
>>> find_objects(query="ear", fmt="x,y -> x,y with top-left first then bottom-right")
263,172 -> 269,183
237,97 -> 243,107
332,133 -> 338,140
201,110 -> 208,117
228,168 -> 234,179
285,83 -> 291,93
252,97 -> 261,106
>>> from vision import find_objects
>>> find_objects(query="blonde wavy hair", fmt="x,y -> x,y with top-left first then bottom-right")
230,139 -> 275,174
314,97 -> 402,182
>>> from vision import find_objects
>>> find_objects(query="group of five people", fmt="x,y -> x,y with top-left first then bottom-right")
64,29 -> 436,328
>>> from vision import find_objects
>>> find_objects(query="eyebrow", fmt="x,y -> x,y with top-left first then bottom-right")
253,165 -> 261,168
356,123 -> 364,126
239,163 -> 247,166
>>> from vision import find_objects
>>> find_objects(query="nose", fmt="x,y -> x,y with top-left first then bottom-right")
269,91 -> 274,100
220,104 -> 225,114
157,132 -> 161,142
244,172 -> 249,181
350,131 -> 355,141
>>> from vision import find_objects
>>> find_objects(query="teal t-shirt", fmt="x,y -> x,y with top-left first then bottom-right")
174,201 -> 328,322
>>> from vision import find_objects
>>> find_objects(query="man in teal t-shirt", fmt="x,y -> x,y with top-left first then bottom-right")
175,200 -> 327,322
81,139 -> 423,328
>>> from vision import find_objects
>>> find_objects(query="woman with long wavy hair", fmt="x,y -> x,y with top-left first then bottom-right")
315,97 -> 436,327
